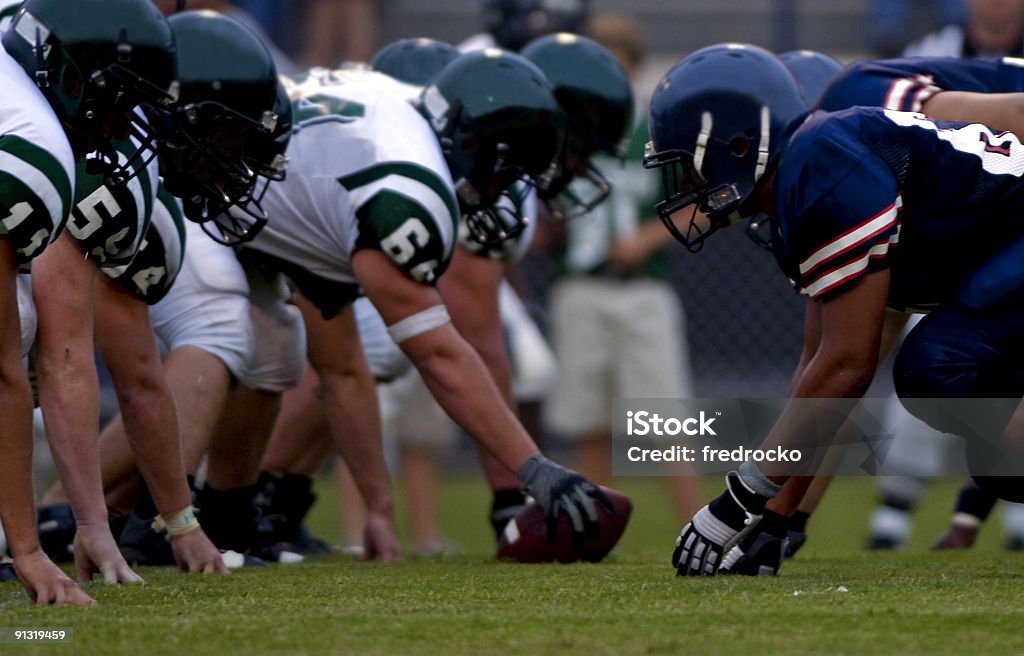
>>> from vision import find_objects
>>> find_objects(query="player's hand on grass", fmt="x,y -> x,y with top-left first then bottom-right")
171,529 -> 230,574
13,548 -> 95,606
517,453 -> 614,543
673,471 -> 766,577
74,523 -> 144,585
363,510 -> 403,562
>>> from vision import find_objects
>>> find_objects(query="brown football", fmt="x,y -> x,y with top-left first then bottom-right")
496,486 -> 632,563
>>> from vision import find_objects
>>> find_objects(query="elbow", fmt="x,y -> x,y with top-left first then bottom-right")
831,355 -> 878,397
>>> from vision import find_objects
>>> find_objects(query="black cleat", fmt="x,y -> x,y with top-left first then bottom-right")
37,504 -> 76,563
866,534 -> 903,551
118,512 -> 175,567
784,528 -> 807,559
0,562 -> 18,582
252,473 -> 331,558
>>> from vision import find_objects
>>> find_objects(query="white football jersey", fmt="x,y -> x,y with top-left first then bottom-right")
0,41 -> 75,261
247,68 -> 458,303
0,0 -> 19,33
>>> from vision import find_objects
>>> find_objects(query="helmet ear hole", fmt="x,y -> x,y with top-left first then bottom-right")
729,136 -> 749,158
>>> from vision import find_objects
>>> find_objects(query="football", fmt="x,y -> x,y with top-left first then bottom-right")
496,487 -> 633,563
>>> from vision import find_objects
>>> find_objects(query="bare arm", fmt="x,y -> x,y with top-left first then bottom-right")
923,91 -> 1024,137
436,246 -> 515,407
93,273 -> 190,514
353,249 -> 539,474
293,292 -> 400,560
33,234 -> 107,526
760,270 -> 891,479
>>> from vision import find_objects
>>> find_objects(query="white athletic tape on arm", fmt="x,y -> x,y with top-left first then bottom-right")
152,505 -> 201,538
387,305 -> 451,344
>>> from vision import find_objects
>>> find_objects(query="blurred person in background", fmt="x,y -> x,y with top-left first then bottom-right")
156,0 -> 298,73
905,0 -> 1024,57
543,13 -> 700,521
869,0 -> 967,57
460,0 -> 589,52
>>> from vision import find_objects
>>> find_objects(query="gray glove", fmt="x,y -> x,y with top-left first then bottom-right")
518,453 -> 613,543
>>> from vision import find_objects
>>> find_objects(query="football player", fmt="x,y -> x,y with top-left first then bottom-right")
0,0 -> 178,604
255,34 -> 635,557
29,9 -> 282,577
724,54 -> 1024,573
464,0 -> 590,52
209,48 -> 624,560
644,43 -> 1024,576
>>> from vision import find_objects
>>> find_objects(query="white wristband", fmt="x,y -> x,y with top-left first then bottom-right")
386,305 -> 451,344
152,505 -> 201,538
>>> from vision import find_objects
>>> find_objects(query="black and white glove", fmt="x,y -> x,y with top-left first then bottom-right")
672,470 -> 769,576
518,453 -> 613,542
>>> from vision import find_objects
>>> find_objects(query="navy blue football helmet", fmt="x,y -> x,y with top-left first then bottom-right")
644,43 -> 806,252
779,50 -> 843,109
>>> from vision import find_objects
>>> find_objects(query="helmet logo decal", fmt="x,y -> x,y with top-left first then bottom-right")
693,111 -> 712,173
754,105 -> 771,181
422,85 -> 450,132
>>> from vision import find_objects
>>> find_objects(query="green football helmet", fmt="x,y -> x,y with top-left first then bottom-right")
420,49 -> 565,244
152,10 -> 279,244
3,0 -> 178,176
213,79 -> 293,246
370,38 -> 459,87
521,33 -> 633,218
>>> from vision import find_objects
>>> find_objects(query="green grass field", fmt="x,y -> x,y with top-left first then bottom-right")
2,476 -> 1023,655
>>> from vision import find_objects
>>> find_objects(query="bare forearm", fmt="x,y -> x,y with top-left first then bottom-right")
96,281 -> 190,513
114,379 -> 190,513
37,355 -> 107,525
406,325 -> 538,474
320,369 -> 393,514
0,382 -> 41,554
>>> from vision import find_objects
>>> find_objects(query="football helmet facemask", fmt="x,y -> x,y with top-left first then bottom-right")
152,10 -> 279,245
211,80 -> 293,246
522,33 -> 633,219
3,0 -> 179,185
644,43 -> 807,252
420,49 -> 565,244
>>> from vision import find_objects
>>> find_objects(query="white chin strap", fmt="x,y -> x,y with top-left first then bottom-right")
693,111 -> 713,174
754,105 -> 771,182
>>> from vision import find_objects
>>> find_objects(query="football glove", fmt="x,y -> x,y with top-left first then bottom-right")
719,528 -> 788,576
518,453 -> 613,543
672,470 -> 769,576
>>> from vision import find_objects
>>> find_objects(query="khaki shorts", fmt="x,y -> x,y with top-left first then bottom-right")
546,277 -> 692,438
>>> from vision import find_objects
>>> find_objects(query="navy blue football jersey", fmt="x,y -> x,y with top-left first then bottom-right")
819,57 -> 1024,113
773,106 -> 1024,311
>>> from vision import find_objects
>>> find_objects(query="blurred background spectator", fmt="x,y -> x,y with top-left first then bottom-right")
903,0 -> 1024,57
